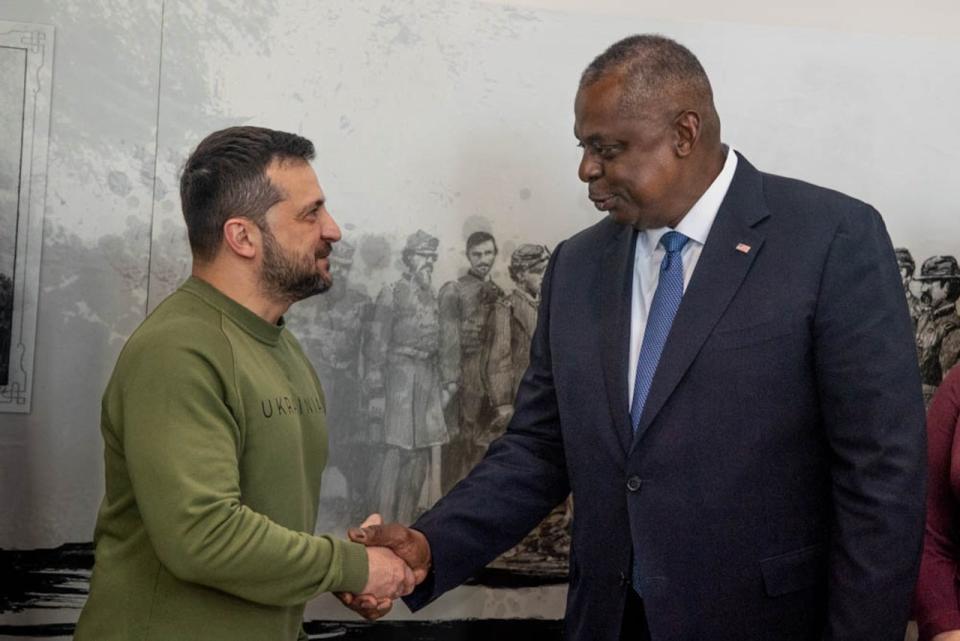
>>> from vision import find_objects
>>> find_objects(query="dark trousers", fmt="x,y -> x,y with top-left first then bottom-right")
621,589 -> 651,641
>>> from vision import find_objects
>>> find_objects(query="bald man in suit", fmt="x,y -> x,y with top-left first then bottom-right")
346,34 -> 926,641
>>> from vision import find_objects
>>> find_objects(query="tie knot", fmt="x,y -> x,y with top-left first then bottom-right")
660,231 -> 689,254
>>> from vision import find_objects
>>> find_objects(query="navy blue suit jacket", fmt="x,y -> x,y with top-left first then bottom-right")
406,154 -> 926,641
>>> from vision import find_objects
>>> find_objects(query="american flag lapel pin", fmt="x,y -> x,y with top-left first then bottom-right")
735,243 -> 751,254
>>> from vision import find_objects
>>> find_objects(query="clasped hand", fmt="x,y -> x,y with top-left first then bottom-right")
335,513 -> 432,620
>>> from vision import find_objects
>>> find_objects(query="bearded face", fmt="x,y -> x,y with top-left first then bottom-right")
406,252 -> 436,290
259,222 -> 332,303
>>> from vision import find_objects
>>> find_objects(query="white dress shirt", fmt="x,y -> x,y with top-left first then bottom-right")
628,147 -> 739,405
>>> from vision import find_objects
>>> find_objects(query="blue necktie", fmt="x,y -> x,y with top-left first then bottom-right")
630,231 -> 689,434
630,231 -> 688,595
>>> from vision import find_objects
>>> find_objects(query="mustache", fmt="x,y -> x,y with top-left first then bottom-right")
314,243 -> 332,260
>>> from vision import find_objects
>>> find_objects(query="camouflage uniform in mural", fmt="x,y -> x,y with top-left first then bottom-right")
366,230 -> 447,524
486,262 -> 543,409
296,241 -> 373,521
895,247 -> 924,329
438,232 -> 503,493
915,255 -> 960,403
486,245 -> 572,571
0,272 -> 12,386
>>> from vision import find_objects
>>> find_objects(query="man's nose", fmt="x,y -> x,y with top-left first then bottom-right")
578,151 -> 601,183
321,209 -> 342,242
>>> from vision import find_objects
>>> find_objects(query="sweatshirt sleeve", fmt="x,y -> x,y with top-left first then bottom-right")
114,327 -> 368,605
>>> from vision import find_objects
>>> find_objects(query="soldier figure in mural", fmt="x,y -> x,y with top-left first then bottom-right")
915,255 -> 960,403
438,231 -> 504,493
0,272 -> 11,386
484,244 -> 572,573
487,244 -> 551,411
295,240 -> 374,522
366,230 -> 448,524
895,247 -> 923,329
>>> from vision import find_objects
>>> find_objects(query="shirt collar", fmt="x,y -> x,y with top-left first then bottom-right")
639,146 -> 738,256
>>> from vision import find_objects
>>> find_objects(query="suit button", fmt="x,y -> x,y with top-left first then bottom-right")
626,476 -> 642,492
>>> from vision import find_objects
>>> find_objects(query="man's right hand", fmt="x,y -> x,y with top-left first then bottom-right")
348,519 -> 432,584
361,545 -> 416,599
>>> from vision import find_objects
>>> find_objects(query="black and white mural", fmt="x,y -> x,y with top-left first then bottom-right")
286,231 -> 570,584
1,1 -> 959,639
897,249 -> 960,405
0,20 -> 53,412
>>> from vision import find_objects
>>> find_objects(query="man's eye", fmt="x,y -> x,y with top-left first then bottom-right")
596,144 -> 620,158
577,141 -> 620,158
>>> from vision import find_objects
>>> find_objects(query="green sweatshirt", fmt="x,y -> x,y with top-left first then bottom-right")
74,277 -> 369,641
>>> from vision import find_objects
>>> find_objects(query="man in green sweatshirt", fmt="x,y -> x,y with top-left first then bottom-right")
74,126 -> 414,641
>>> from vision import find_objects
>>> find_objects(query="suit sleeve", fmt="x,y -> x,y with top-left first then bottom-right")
405,244 -> 571,610
914,368 -> 960,640
813,205 -> 926,640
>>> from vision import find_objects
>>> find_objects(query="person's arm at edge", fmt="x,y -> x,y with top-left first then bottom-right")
915,368 -> 960,640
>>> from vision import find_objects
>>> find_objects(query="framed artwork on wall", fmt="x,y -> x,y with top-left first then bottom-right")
0,21 -> 54,413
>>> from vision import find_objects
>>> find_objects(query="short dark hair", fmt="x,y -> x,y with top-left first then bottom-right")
581,34 -> 716,122
179,126 -> 315,262
466,231 -> 497,254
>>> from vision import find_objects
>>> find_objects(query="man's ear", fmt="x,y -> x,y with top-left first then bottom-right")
673,110 -> 702,157
223,217 -> 258,259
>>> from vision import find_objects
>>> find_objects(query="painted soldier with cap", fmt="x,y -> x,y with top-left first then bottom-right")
916,255 -> 960,401
365,229 -> 447,524
438,231 -> 505,492
895,247 -> 923,329
486,243 -> 552,420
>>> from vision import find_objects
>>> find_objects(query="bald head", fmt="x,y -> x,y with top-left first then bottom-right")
574,35 -> 728,230
580,35 -> 720,145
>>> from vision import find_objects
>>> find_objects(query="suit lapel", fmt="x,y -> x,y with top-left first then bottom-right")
600,224 -> 638,457
632,154 -> 772,447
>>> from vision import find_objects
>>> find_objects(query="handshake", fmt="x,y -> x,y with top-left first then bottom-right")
335,514 -> 431,620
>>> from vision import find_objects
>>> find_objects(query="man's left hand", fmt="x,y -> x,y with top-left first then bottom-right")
334,590 -> 392,621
